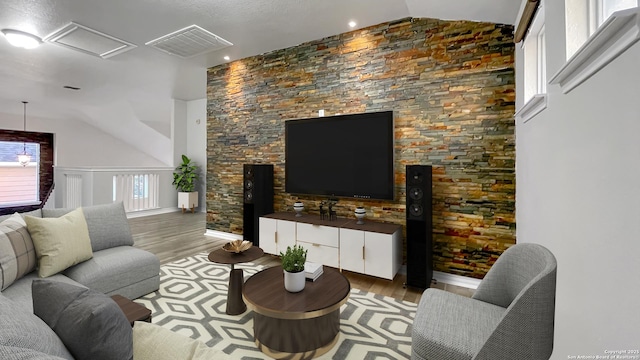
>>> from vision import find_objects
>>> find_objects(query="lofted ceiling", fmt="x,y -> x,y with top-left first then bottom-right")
0,0 -> 521,163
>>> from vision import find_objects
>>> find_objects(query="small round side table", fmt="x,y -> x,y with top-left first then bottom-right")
208,246 -> 264,315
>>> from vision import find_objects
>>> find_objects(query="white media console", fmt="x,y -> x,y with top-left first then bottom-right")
259,212 -> 402,280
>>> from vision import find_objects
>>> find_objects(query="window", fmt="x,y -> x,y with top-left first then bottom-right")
567,0 -> 640,59
113,173 -> 159,212
523,11 -> 546,104
517,0 -> 548,122
0,141 -> 40,206
553,1 -> 639,93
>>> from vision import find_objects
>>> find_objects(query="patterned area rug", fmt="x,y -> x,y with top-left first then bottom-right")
137,253 -> 416,359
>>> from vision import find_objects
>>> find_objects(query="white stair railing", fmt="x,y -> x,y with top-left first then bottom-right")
64,174 -> 82,208
113,173 -> 160,212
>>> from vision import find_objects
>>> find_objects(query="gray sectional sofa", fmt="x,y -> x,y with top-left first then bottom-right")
0,202 -> 161,358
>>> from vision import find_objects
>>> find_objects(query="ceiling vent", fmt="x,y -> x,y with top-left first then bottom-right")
44,22 -> 136,59
145,25 -> 232,58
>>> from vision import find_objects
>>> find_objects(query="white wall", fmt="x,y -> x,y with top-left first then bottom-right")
186,98 -> 207,212
170,98 -> 207,212
515,2 -> 640,358
0,112 -> 167,167
171,99 -> 188,167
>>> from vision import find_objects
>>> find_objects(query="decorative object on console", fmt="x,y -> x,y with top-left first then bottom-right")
173,155 -> 200,213
319,201 -> 328,220
328,199 -> 338,221
222,239 -> 253,253
280,244 -> 307,292
293,201 -> 304,217
354,207 -> 366,224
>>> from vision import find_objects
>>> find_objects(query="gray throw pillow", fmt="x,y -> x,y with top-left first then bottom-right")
43,202 -> 134,252
32,280 -> 133,360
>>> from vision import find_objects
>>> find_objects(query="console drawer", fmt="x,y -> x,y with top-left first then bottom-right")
296,223 -> 339,248
297,240 -> 339,268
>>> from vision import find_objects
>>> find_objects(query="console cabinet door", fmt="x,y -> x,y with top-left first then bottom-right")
339,228 -> 364,273
259,218 -> 277,255
276,220 -> 296,254
364,231 -> 394,280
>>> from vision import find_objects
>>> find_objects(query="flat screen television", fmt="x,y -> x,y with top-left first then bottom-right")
285,111 -> 395,200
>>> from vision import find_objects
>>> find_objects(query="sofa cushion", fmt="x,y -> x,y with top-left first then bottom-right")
32,279 -> 133,360
133,321 -> 230,360
412,288 -> 505,360
0,213 -> 37,290
63,246 -> 160,298
0,294 -> 73,359
0,345 -> 67,360
1,273 -> 86,313
44,202 -> 134,252
25,208 -> 93,277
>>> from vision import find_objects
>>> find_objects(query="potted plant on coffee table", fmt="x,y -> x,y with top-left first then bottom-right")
280,244 -> 307,293
172,155 -> 200,213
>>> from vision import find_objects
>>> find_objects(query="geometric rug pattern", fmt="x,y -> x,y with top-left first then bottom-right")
137,252 -> 416,359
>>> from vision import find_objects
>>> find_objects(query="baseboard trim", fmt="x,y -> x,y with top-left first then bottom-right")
205,229 -> 243,241
433,271 -> 481,290
126,207 -> 180,219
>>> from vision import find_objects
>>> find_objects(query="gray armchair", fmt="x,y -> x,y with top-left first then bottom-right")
411,243 -> 557,360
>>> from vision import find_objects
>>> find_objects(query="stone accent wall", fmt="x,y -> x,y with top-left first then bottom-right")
206,17 -> 515,279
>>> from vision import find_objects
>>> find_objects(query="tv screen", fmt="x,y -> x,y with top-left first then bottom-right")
285,111 -> 394,200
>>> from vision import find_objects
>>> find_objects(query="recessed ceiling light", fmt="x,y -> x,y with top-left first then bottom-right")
1,29 -> 42,49
223,56 -> 230,61
348,21 -> 357,28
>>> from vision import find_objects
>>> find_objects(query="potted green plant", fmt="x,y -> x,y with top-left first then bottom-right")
280,244 -> 307,292
172,155 -> 200,213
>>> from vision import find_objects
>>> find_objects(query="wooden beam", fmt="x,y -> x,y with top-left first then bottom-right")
514,0 -> 540,43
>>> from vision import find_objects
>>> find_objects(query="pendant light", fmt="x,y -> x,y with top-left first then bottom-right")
17,101 -> 31,167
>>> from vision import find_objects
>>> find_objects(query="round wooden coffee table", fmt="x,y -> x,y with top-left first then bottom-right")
243,265 -> 350,359
208,246 -> 263,315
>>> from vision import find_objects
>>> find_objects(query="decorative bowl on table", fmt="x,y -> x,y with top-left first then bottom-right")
223,240 -> 253,253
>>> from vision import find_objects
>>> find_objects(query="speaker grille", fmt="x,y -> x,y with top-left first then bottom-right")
409,204 -> 423,217
409,187 -> 423,201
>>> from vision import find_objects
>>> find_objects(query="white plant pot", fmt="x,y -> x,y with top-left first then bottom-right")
178,191 -> 198,213
283,269 -> 305,293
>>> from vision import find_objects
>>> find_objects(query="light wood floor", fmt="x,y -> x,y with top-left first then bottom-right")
129,211 -> 474,304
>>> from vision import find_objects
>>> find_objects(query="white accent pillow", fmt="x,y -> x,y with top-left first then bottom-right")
25,208 -> 93,277
133,321 -> 230,360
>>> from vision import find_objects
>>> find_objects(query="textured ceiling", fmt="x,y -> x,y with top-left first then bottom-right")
0,0 -> 521,163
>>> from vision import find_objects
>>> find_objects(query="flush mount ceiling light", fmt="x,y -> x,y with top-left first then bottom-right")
348,21 -> 357,28
1,29 -> 42,49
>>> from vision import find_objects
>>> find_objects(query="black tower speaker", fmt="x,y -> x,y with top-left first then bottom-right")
243,164 -> 274,246
405,165 -> 433,289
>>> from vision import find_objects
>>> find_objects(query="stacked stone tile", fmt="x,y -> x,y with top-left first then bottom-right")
206,17 -> 515,279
